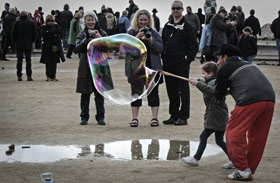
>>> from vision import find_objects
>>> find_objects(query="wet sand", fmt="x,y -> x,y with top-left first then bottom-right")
0,55 -> 279,182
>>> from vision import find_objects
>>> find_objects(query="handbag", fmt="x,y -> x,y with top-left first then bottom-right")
51,45 -> 59,53
202,46 -> 211,55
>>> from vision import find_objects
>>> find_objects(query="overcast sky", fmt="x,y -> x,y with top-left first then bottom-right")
4,0 -> 280,27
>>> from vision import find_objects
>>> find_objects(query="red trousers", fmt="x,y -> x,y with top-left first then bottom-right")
226,101 -> 274,174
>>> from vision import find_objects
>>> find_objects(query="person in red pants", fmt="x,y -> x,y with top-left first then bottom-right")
214,44 -> 275,181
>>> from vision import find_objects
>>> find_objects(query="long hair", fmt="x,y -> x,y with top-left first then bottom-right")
129,9 -> 154,32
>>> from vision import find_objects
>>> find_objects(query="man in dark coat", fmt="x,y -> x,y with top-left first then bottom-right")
270,10 -> 280,66
11,11 -> 36,81
1,8 -> 16,61
152,8 -> 160,32
244,9 -> 261,37
161,0 -> 197,126
61,4 -> 73,49
210,8 -> 236,61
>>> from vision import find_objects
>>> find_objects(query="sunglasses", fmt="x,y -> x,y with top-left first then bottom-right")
172,7 -> 182,11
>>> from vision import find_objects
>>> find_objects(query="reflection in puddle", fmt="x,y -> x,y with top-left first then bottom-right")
0,139 -> 222,163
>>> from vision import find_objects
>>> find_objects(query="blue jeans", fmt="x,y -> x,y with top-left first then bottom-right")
276,38 -> 280,64
242,56 -> 253,63
61,28 -> 69,49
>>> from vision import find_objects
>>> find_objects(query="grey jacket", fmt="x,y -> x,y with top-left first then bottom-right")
210,14 -> 233,47
196,76 -> 228,131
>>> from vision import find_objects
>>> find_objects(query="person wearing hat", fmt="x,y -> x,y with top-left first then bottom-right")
238,26 -> 257,63
152,8 -> 160,32
215,44 -> 275,180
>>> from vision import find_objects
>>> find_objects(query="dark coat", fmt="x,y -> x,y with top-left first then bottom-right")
40,24 -> 65,64
196,76 -> 228,131
210,14 -> 233,47
61,9 -> 73,29
75,28 -> 107,94
239,34 -> 258,57
3,12 -> 16,36
271,16 -> 280,39
11,16 -> 36,51
161,17 -> 197,66
244,15 -> 261,36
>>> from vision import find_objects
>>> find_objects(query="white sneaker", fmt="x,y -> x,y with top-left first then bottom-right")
182,156 -> 199,166
228,169 -> 253,180
223,160 -> 235,169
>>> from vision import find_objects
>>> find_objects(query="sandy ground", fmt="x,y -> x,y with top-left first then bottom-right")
0,54 -> 279,183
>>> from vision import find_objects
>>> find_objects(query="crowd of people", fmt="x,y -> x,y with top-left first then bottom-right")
0,0 -> 278,181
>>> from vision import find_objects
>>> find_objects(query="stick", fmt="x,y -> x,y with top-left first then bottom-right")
158,70 -> 190,82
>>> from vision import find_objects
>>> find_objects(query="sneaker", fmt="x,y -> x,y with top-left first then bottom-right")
228,169 -> 253,180
163,118 -> 176,125
223,160 -> 235,169
97,119 -> 106,125
80,119 -> 88,125
174,119 -> 188,125
27,77 -> 33,81
182,156 -> 199,166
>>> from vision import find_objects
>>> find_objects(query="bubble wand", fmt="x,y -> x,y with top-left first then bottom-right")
158,70 -> 190,82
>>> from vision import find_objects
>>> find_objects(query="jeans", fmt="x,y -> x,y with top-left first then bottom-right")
62,28 -> 69,49
194,128 -> 229,160
242,56 -> 253,63
276,38 -> 280,64
16,50 -> 32,77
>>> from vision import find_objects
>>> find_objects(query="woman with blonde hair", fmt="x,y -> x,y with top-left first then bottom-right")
126,9 -> 164,127
40,14 -> 65,81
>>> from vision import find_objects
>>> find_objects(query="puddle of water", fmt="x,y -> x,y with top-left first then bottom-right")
0,139 -> 222,163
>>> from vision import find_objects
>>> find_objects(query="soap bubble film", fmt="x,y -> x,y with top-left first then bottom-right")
87,34 -> 162,105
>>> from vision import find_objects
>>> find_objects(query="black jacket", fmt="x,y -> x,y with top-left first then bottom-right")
11,16 -> 36,51
271,16 -> 280,39
3,12 -> 16,35
40,24 -> 65,64
239,34 -> 258,57
244,15 -> 261,36
61,9 -> 73,28
161,17 -> 197,66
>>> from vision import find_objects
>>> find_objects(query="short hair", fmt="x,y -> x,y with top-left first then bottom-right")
217,44 -> 241,57
187,6 -> 192,11
5,3 -> 10,7
172,1 -> 183,8
20,11 -> 28,17
230,6 -> 237,12
38,7 -> 42,11
63,4 -> 69,10
250,9 -> 255,16
122,10 -> 128,16
218,8 -> 227,15
201,62 -> 218,75
84,11 -> 97,21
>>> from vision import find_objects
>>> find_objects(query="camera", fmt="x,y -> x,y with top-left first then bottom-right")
90,30 -> 97,36
141,27 -> 151,38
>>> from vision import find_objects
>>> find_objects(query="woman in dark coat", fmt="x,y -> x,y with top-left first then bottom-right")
40,14 -> 65,81
74,11 -> 107,126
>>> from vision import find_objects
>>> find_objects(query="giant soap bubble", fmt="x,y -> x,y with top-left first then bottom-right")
87,34 -> 162,105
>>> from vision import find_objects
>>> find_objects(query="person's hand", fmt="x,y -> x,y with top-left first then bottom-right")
190,78 -> 198,86
136,29 -> 145,39
230,20 -> 237,26
88,29 -> 101,38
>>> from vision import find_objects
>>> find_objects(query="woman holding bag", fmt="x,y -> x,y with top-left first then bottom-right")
40,14 -> 65,81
